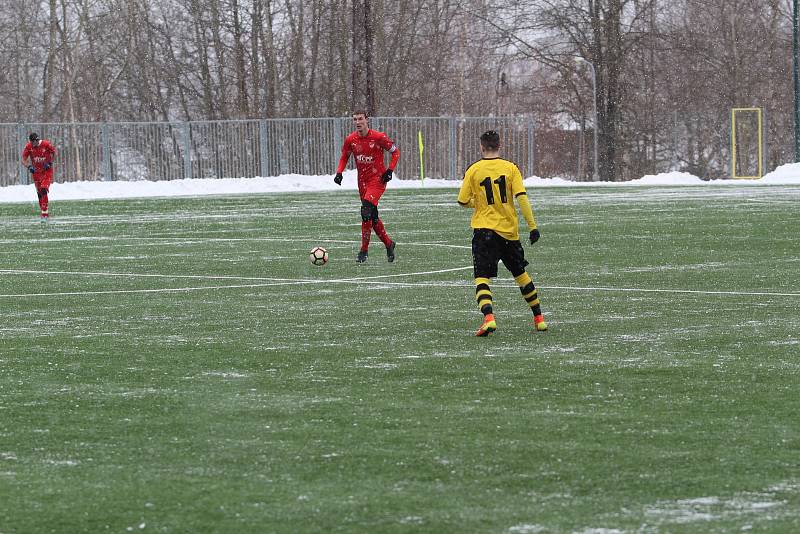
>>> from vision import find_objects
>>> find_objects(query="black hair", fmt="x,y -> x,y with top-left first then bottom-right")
29,132 -> 39,142
480,130 -> 500,151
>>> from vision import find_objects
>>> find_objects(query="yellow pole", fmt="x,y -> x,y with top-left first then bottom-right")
418,130 -> 425,186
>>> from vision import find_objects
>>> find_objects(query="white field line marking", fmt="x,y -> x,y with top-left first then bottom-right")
0,267 -> 473,298
744,198 -> 800,204
1,268 -> 798,299
0,236 -> 472,249
0,266 -> 471,282
543,285 -> 800,298
0,281 -> 314,298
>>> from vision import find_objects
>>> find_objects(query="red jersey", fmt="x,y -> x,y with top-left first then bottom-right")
337,129 -> 400,188
22,140 -> 56,175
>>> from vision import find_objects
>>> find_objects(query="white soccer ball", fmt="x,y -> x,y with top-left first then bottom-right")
309,246 -> 328,266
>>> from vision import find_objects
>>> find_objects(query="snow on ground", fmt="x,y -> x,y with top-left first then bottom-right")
1,164 -> 800,203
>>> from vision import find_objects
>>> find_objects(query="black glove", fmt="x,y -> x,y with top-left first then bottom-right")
43,163 -> 51,171
529,229 -> 540,244
27,165 -> 35,173
381,169 -> 393,183
334,173 -> 343,185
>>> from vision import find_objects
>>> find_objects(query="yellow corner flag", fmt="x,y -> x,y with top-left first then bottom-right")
418,130 -> 425,186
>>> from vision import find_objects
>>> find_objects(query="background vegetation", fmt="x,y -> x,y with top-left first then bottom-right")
0,0 -> 793,179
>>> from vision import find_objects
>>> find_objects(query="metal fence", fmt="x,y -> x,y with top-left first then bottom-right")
0,117 -> 536,187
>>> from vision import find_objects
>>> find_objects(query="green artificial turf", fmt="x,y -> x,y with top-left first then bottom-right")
1,185 -> 799,532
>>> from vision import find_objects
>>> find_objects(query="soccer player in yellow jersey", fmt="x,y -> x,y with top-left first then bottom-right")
457,130 -> 547,336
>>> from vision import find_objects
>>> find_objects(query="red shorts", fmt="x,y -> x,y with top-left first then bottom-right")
33,171 -> 53,190
358,181 -> 386,206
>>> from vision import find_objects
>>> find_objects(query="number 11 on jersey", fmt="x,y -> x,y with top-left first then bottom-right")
479,175 -> 508,204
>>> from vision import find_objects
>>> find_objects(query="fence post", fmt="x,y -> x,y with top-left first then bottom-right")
183,122 -> 192,180
302,120 -> 310,175
101,123 -> 112,181
449,117 -> 457,180
17,123 -> 28,186
763,107 -> 769,175
528,118 -> 535,178
672,111 -> 678,171
259,120 -> 269,177
332,118 -> 343,176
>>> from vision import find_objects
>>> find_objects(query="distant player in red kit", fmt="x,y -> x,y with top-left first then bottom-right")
334,111 -> 400,263
21,132 -> 56,221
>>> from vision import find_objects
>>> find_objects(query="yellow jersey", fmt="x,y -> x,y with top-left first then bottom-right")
457,157 -> 533,241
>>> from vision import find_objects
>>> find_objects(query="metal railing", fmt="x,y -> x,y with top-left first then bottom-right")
1,117 -> 536,187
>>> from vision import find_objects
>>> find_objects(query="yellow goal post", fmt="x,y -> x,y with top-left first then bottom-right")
730,108 -> 763,179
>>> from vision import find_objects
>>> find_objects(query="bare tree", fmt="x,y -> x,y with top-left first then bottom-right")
350,0 -> 376,113
650,0 -> 791,178
0,0 -> 796,181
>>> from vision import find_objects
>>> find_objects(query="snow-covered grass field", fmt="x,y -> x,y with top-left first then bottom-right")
1,174 -> 799,532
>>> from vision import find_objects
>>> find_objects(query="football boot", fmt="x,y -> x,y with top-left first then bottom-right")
475,314 -> 497,337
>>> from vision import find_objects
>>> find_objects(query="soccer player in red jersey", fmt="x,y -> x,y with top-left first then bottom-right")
21,132 -> 57,221
334,111 -> 400,263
